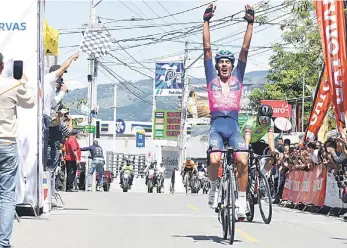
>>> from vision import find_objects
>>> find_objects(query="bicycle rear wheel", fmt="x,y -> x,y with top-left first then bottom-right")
258,172 -> 273,224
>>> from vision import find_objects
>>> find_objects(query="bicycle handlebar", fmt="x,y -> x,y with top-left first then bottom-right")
207,144 -> 249,154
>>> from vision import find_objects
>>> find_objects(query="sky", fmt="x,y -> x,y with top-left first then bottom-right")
45,0 -> 285,91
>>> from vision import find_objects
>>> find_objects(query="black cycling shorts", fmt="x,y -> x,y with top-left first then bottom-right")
251,141 -> 269,155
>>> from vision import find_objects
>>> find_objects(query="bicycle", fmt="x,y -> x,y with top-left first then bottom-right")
246,146 -> 274,224
207,145 -> 249,245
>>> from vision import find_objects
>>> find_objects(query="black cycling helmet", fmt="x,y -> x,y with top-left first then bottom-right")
258,104 -> 273,117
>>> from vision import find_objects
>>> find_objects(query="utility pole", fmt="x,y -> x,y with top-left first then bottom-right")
86,0 -> 98,191
179,41 -> 189,171
302,75 -> 305,133
112,83 -> 117,152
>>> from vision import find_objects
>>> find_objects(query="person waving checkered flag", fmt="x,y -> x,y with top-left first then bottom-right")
79,29 -> 112,58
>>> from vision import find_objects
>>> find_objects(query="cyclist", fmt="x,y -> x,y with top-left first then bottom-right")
203,3 -> 254,220
119,159 -> 134,187
241,104 -> 277,175
181,158 -> 197,184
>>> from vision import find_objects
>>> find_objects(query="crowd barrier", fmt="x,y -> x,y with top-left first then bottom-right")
282,165 -> 347,212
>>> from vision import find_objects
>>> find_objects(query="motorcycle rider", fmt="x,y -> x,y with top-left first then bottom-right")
80,140 -> 105,191
144,161 -> 157,185
119,159 -> 134,187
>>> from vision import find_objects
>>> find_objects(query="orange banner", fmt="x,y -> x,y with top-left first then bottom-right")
303,67 -> 331,142
282,165 -> 327,207
315,0 -> 347,131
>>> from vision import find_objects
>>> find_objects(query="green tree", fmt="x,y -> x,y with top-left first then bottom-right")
249,0 -> 323,119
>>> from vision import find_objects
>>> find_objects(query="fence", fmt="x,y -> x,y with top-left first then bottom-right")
281,165 -> 347,216
106,151 -> 147,178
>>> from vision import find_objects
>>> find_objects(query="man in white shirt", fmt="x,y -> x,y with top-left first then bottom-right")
0,53 -> 35,248
43,53 -> 79,116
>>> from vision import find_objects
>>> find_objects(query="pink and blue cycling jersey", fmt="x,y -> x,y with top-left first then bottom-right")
204,57 -> 246,120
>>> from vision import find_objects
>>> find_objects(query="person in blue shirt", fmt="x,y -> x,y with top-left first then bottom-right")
81,140 -> 105,191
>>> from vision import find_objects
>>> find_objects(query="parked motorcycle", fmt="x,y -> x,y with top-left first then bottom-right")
147,168 -> 156,193
156,171 -> 164,193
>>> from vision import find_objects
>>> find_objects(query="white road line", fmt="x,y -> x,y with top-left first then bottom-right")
50,212 -> 217,218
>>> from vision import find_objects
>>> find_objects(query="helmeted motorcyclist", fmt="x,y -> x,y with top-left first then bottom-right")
144,161 -> 157,185
119,159 -> 134,187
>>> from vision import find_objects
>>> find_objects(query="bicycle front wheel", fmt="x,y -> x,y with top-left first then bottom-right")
225,173 -> 236,244
258,172 -> 273,224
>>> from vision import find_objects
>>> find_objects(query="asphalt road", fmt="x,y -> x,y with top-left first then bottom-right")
12,185 -> 347,248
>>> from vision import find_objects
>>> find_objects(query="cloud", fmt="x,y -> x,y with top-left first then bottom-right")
64,80 -> 86,90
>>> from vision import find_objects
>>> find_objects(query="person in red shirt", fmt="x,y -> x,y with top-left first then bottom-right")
65,129 -> 81,192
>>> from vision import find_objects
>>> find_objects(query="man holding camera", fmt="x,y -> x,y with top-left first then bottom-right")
0,53 -> 35,248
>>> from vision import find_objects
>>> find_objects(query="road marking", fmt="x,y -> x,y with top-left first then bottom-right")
50,212 -> 215,218
170,194 -> 176,198
235,228 -> 260,242
187,204 -> 200,211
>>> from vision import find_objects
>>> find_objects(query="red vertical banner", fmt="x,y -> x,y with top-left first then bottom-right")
315,0 -> 347,131
303,67 -> 331,142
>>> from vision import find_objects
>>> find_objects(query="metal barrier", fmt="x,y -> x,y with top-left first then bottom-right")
106,151 -> 146,178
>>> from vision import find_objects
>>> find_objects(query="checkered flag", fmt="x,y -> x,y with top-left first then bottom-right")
79,29 -> 112,58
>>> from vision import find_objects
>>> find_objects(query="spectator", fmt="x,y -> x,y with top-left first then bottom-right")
43,53 -> 79,116
47,105 -> 72,194
0,53 -> 35,247
81,140 -> 105,191
276,137 -> 284,153
43,53 -> 79,174
65,129 -> 81,192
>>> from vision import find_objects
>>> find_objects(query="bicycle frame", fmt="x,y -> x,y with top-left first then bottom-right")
207,146 -> 249,206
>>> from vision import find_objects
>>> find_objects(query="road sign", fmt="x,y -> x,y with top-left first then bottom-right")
153,110 -> 181,140
83,125 -> 96,133
116,119 -> 126,134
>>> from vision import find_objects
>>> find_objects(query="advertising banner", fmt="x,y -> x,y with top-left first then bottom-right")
0,0 -> 43,207
161,148 -> 179,172
136,128 -> 145,148
260,100 -> 292,118
282,165 -> 327,206
155,62 -> 184,96
153,110 -> 181,140
315,0 -> 347,130
303,67 -> 331,142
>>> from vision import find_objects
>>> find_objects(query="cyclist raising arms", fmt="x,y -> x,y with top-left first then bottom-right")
203,3 -> 254,220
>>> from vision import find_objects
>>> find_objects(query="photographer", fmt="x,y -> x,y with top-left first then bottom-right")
47,105 -> 72,192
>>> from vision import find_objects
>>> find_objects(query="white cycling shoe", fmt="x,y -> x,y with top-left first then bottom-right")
235,198 -> 247,221
208,189 -> 219,209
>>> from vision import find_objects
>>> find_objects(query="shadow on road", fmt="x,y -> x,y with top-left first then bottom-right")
244,220 -> 265,224
172,235 -> 242,244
